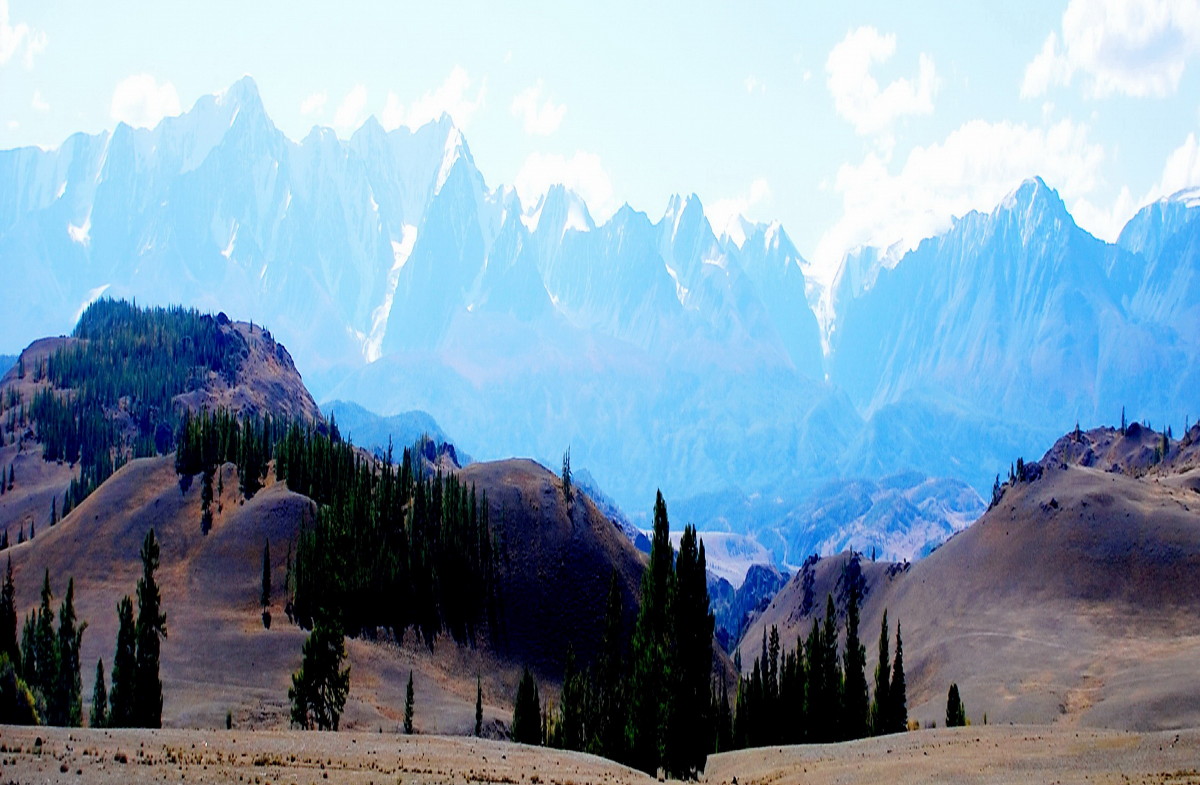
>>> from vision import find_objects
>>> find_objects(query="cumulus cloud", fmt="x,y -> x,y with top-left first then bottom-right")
510,80 -> 566,135
826,26 -> 938,138
1147,133 -> 1200,199
705,178 -> 772,241
381,67 -> 486,131
1022,0 -> 1200,98
334,85 -> 368,132
813,118 -> 1107,280
110,74 -> 181,129
514,151 -> 616,221
299,91 -> 327,117
0,0 -> 46,69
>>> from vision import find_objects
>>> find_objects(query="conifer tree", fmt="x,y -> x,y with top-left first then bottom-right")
512,665 -> 541,745
590,572 -> 626,761
404,669 -> 415,734
289,617 -> 350,731
558,645 -> 584,751
890,623 -> 907,733
561,447 -> 572,504
90,658 -> 107,728
475,674 -> 483,737
715,675 -> 732,753
134,529 -> 166,727
842,578 -> 868,741
946,683 -> 966,727
627,491 -> 674,775
108,596 -> 137,727
0,557 -> 18,667
669,524 -> 714,777
29,570 -> 56,707
51,578 -> 85,726
200,470 -> 213,535
871,610 -> 891,735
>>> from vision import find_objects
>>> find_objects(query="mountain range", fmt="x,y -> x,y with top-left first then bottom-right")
2,76 -> 1197,566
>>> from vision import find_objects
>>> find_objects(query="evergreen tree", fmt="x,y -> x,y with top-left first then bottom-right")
590,572 -> 627,761
715,675 -> 732,753
200,470 -> 213,535
842,577 -> 868,741
946,683 -> 966,727
134,529 -> 166,727
404,669 -> 414,734
871,610 -> 891,735
288,617 -> 350,731
890,622 -> 907,733
561,447 -> 572,504
0,653 -> 39,725
261,539 -> 271,608
29,570 -> 56,708
512,665 -> 542,745
475,674 -> 483,737
627,491 -> 675,775
0,557 -> 18,667
90,658 -> 107,728
50,578 -> 85,726
668,525 -> 714,777
108,596 -> 137,728
558,645 -> 584,751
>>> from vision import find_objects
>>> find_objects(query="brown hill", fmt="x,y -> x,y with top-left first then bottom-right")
741,425 -> 1200,731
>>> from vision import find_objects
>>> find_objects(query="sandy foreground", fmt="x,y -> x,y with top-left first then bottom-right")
1,725 -> 1199,785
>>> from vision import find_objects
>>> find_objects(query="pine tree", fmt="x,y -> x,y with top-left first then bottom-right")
842,577 -> 868,741
404,670 -> 414,734
561,447 -> 572,504
0,557 -> 18,667
51,578 -> 85,726
200,470 -> 213,535
627,490 -> 675,775
715,674 -> 732,753
108,596 -> 137,727
134,529 -> 167,727
475,674 -> 483,737
890,622 -> 907,733
558,645 -> 584,751
289,617 -> 350,731
668,525 -> 714,777
30,570 -> 56,708
512,665 -> 541,745
90,658 -> 107,728
261,539 -> 271,608
590,571 -> 627,761
871,610 -> 891,735
946,683 -> 966,727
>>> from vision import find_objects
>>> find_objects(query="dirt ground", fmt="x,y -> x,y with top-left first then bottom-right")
1,724 -> 1199,785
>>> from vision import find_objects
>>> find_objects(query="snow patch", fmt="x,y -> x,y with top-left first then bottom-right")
67,212 -> 91,247
364,224 -> 418,362
73,284 -> 111,324
435,125 -> 464,193
55,181 -> 67,199
664,261 -> 689,305
221,223 -> 238,259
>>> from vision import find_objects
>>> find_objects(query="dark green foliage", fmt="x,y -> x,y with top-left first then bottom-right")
404,669 -> 414,734
50,579 -> 85,726
668,525 -> 714,778
107,596 -> 136,728
285,425 -> 496,646
134,529 -> 166,728
200,470 -> 213,535
14,572 -> 87,726
512,666 -> 541,745
946,683 -> 966,727
289,616 -> 350,731
561,447 -> 572,504
261,539 -> 271,608
555,645 -> 584,751
627,490 -> 674,775
21,570 -> 56,711
0,654 -> 39,725
714,674 -> 732,753
475,674 -> 483,737
890,623 -> 907,733
0,558 -> 18,667
871,610 -> 891,735
841,575 -> 868,740
90,659 -> 107,728
588,571 -> 627,761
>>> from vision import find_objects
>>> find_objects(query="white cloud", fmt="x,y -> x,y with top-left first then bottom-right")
31,88 -> 47,112
510,80 -> 566,135
1147,133 -> 1200,199
744,76 -> 765,94
1070,186 -> 1137,242
299,91 -> 327,117
1022,0 -> 1200,99
814,118 -> 1107,281
380,67 -> 486,131
826,26 -> 939,138
514,151 -> 616,221
334,84 -> 367,132
110,74 -> 181,129
0,0 -> 45,69
705,178 -> 772,241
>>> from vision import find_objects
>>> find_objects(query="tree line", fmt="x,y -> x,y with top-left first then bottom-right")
0,529 -> 165,728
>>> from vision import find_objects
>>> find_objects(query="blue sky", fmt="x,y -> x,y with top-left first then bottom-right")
3,0 -> 1199,286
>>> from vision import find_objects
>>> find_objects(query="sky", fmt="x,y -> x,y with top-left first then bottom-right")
2,0 -> 1200,288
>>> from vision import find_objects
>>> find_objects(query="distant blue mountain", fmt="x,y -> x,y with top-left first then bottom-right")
322,400 -> 459,460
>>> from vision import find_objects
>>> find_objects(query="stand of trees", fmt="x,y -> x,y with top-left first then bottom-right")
518,493 -> 714,780
101,529 -> 167,728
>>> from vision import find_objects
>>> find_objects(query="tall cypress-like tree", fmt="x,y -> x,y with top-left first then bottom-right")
590,572 -> 626,761
890,623 -> 907,733
871,610 -> 891,735
404,669 -> 415,734
28,570 -> 56,706
475,674 -> 483,737
0,557 -> 18,667
90,658 -> 107,728
558,645 -> 584,751
627,491 -> 674,775
108,596 -> 137,727
289,617 -> 351,731
51,578 -> 85,726
946,683 -> 966,727
512,666 -> 541,745
134,529 -> 167,728
668,525 -> 714,777
842,577 -> 868,741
